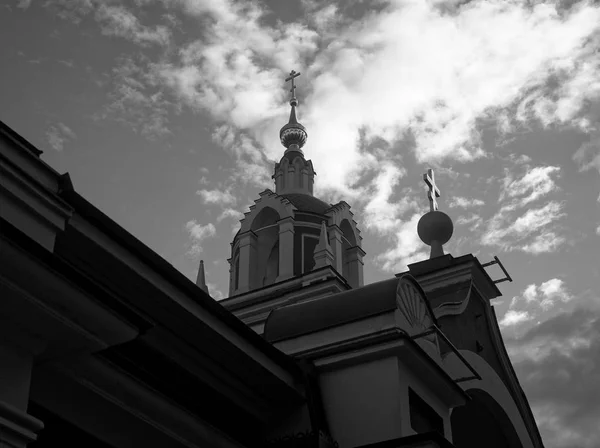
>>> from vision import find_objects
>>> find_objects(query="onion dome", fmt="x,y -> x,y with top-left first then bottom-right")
280,101 -> 307,150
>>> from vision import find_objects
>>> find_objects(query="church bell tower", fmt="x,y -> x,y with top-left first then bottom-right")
221,70 -> 365,335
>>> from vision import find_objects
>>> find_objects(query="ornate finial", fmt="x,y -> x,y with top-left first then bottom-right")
313,221 -> 334,269
280,69 -> 307,151
424,168 -> 440,212
196,259 -> 208,294
417,169 -> 453,259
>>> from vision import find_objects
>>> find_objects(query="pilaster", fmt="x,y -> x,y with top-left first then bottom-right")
277,217 -> 295,282
346,246 -> 366,288
237,231 -> 258,294
328,225 -> 344,274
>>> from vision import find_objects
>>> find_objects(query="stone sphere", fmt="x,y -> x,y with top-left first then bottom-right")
417,211 -> 454,246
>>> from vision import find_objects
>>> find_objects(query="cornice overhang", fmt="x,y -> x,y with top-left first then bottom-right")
291,327 -> 469,408
406,254 -> 502,300
222,265 -> 349,309
0,134 -> 73,252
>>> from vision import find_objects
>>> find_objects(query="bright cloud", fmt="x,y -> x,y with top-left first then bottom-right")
500,310 -> 532,328
185,220 -> 216,257
196,189 -> 237,206
217,208 -> 244,222
501,166 -> 561,206
448,196 -> 485,209
362,165 -> 411,234
508,278 -> 573,316
482,201 -> 566,253
375,213 -> 428,272
538,278 -> 573,310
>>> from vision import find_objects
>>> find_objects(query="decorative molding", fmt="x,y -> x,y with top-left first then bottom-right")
238,190 -> 296,234
432,282 -> 473,318
396,277 -> 435,336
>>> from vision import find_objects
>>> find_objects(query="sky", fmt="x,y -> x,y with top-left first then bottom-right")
1,0 -> 599,446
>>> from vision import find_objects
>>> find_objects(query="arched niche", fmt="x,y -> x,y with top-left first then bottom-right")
451,389 -> 523,448
444,351 -> 534,448
238,191 -> 295,234
250,207 -> 280,289
340,218 -> 356,280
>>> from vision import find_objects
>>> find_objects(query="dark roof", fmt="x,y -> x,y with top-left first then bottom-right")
1,120 -> 43,157
264,277 -> 400,342
280,193 -> 331,215
55,183 -> 303,378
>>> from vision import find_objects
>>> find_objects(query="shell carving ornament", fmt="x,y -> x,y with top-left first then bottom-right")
396,276 -> 433,334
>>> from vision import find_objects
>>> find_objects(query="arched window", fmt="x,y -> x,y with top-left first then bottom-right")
250,207 -> 281,289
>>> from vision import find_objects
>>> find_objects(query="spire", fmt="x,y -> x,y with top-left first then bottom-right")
196,259 -> 209,294
313,221 -> 334,269
280,70 -> 307,152
417,169 -> 454,259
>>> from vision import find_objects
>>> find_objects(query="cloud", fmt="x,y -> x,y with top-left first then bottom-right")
505,307 -> 600,448
455,213 -> 483,231
196,189 -> 236,206
217,208 -> 244,222
500,166 -> 561,206
523,283 -> 538,304
499,310 -> 532,328
375,213 -> 429,272
95,4 -> 171,46
538,278 -> 573,310
521,230 -> 565,254
185,220 -> 216,257
481,201 -> 566,253
96,56 -> 172,140
448,196 -> 485,209
505,278 -> 573,325
46,122 -> 76,151
362,165 -> 411,234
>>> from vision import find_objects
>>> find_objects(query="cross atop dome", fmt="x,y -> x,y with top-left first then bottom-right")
285,70 -> 301,107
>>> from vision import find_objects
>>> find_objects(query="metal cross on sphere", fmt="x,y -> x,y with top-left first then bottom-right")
285,70 -> 301,102
423,168 -> 441,212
